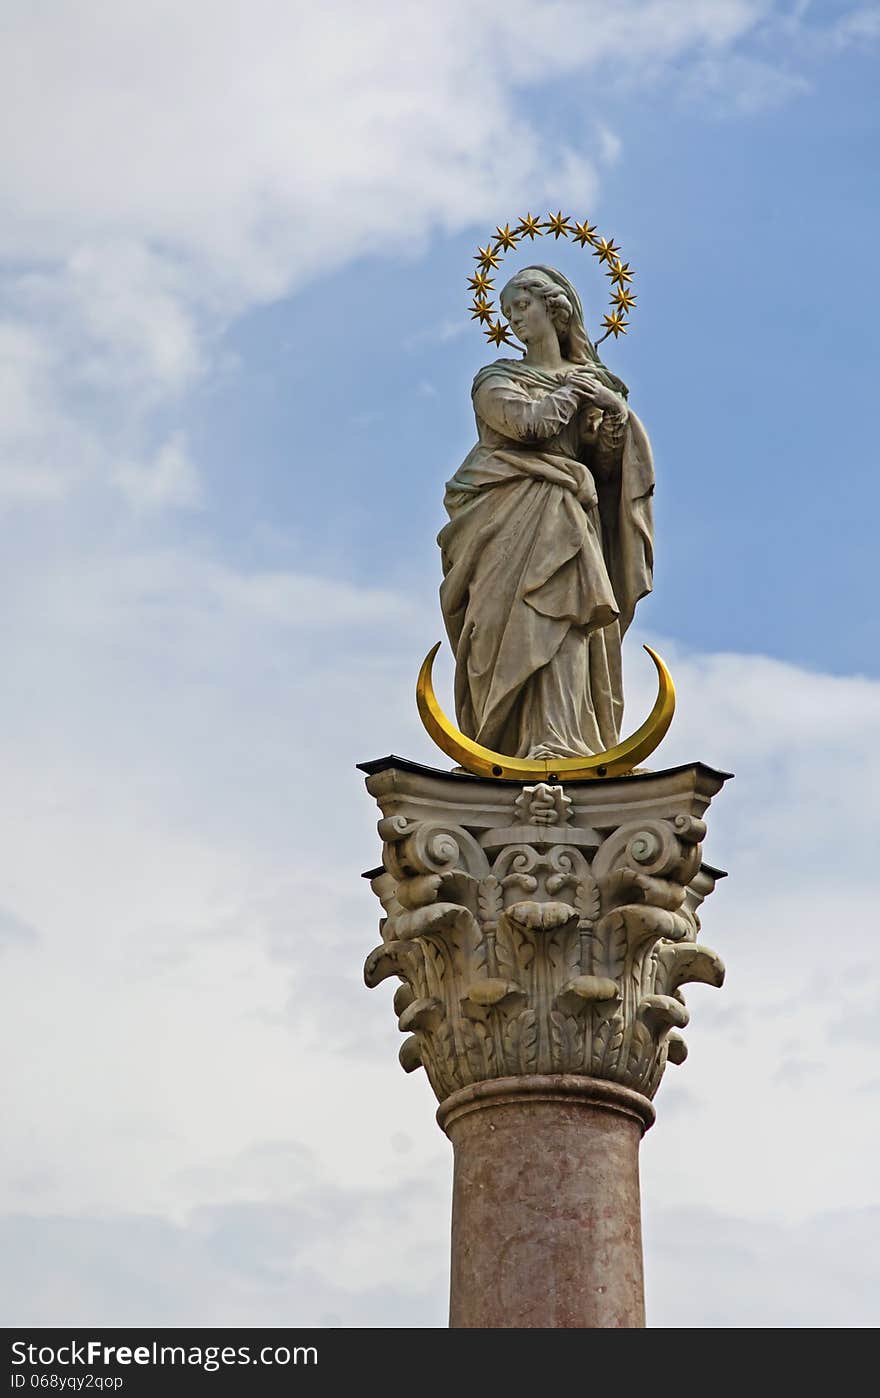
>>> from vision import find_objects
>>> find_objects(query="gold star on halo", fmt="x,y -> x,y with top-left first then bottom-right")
607,259 -> 634,286
467,270 -> 495,295
467,219 -> 637,346
515,212 -> 543,240
544,210 -> 573,239
494,223 -> 519,252
475,244 -> 502,270
572,219 -> 598,247
593,237 -> 621,264
601,310 -> 628,338
612,286 -> 637,311
484,318 -> 515,347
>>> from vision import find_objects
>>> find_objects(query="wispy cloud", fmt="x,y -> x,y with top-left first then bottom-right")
0,0 -> 830,511
0,520 -> 878,1319
1,0 -> 876,1330
0,906 -> 40,951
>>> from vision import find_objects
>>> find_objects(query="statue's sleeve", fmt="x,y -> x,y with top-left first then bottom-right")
593,406 -> 629,476
473,375 -> 581,443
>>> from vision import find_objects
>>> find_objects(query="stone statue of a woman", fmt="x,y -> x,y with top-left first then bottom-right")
438,265 -> 654,759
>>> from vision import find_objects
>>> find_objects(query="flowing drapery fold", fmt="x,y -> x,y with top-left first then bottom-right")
438,358 -> 654,758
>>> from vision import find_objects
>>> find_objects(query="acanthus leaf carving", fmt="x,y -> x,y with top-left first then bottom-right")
364,776 -> 726,1104
654,942 -> 725,995
549,1009 -> 582,1072
574,873 -> 601,927
501,900 -> 579,935
394,902 -> 477,942
555,975 -> 619,1015
398,1036 -> 422,1073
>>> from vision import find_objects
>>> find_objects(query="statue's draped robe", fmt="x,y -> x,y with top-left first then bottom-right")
438,360 -> 654,758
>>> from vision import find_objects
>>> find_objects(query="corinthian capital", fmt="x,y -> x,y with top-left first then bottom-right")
361,759 -> 730,1107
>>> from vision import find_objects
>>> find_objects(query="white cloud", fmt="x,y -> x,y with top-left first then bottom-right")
596,124 -> 623,166
833,5 -> 880,46
0,1186 -> 450,1327
1,0 -> 875,1328
0,319 -> 98,504
644,1204 -> 880,1328
0,906 -> 39,950
18,242 -> 203,395
0,323 -> 51,440
0,534 -> 878,1322
0,3 -> 774,287
112,434 -> 203,511
32,547 -> 419,643
683,52 -> 810,112
0,0 -> 803,509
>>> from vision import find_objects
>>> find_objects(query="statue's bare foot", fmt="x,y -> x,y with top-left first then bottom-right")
527,743 -> 575,760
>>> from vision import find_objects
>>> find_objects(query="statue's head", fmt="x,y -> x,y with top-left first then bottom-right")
497,263 -> 628,398
500,265 -> 588,362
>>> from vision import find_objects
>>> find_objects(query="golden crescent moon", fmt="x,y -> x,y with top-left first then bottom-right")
416,643 -> 675,781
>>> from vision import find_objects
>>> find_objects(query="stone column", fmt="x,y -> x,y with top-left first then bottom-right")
360,757 -> 730,1329
442,1076 -> 652,1328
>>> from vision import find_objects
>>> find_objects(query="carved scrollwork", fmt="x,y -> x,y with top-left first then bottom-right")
364,784 -> 725,1104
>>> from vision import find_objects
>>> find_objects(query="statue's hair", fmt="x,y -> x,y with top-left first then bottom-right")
499,265 -> 628,399
501,274 -> 573,335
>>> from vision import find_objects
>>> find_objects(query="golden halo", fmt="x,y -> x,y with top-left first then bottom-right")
467,212 -> 637,350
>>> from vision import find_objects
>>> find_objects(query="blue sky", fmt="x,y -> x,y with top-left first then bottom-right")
0,0 -> 878,1328
177,5 -> 880,673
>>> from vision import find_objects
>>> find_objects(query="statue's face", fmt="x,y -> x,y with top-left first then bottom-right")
502,284 -> 555,346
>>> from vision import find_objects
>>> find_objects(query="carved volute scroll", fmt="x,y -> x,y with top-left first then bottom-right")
363,762 -> 729,1107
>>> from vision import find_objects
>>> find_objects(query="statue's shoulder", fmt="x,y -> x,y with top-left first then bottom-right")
471,357 -> 523,394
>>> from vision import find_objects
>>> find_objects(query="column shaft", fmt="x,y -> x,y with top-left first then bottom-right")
439,1076 -> 653,1329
